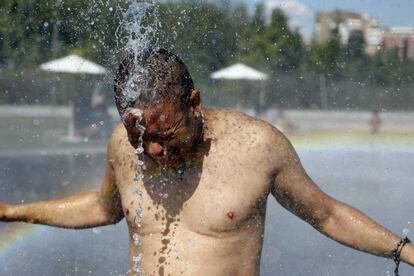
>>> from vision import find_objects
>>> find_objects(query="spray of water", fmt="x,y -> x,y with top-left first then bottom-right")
86,0 -> 162,94
85,0 -> 162,273
115,0 -> 160,57
116,1 -> 161,274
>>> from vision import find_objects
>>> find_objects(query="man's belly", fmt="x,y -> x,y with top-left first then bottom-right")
128,227 -> 263,276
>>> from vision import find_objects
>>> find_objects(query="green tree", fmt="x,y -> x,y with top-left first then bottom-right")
308,24 -> 344,78
264,9 -> 303,73
237,7 -> 303,74
402,39 -> 409,62
346,30 -> 366,59
157,2 -> 242,82
344,30 -> 370,80
235,3 -> 266,66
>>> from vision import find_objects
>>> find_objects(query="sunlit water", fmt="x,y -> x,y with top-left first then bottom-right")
115,0 -> 161,273
0,146 -> 413,275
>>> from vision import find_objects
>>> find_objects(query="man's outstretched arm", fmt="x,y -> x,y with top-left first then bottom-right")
271,134 -> 414,267
0,138 -> 124,229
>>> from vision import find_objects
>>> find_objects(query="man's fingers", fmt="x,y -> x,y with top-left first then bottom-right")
122,108 -> 144,136
0,202 -> 10,221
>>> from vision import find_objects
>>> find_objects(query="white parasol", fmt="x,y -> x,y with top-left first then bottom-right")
39,54 -> 106,75
210,63 -> 268,80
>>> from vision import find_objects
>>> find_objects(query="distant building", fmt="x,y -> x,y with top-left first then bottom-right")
381,27 -> 414,60
314,10 -> 382,56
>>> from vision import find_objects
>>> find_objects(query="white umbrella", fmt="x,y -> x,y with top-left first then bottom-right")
210,63 -> 268,81
39,54 -> 107,142
39,54 -> 107,75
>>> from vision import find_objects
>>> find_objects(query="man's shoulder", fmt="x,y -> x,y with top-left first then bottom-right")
107,124 -> 130,157
208,108 -> 290,150
209,108 -> 283,135
109,124 -> 127,143
207,108 -> 265,128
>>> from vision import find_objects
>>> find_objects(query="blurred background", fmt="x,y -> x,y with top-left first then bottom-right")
0,0 -> 413,275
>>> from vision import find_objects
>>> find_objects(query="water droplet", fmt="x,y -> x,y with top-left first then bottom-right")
402,228 -> 410,236
92,228 -> 101,234
134,174 -> 144,181
132,253 -> 143,273
132,187 -> 143,197
133,233 -> 141,245
135,147 -> 144,155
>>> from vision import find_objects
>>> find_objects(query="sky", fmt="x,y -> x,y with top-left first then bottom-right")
236,0 -> 414,40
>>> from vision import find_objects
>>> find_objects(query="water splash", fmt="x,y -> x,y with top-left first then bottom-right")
132,253 -> 144,274
115,1 -> 161,275
86,0 -> 162,100
124,107 -> 146,182
402,227 -> 410,236
134,207 -> 143,227
115,0 -> 160,59
133,233 -> 141,245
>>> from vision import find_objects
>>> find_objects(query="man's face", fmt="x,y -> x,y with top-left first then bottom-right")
124,98 -> 201,165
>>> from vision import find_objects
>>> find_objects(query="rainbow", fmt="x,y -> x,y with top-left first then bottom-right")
0,224 -> 40,257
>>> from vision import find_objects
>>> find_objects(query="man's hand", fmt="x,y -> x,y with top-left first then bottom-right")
0,202 -> 10,221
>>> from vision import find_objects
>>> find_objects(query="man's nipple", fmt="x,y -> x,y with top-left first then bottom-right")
227,211 -> 235,220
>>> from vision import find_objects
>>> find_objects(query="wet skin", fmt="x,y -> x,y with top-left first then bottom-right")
1,95 -> 414,275
111,100 -> 414,275
115,107 -> 271,275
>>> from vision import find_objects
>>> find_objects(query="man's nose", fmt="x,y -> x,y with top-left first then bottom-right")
147,142 -> 164,157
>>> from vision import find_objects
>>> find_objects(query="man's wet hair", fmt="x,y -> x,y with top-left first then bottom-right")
114,48 -> 194,114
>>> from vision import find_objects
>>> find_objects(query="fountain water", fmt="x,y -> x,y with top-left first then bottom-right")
115,1 -> 162,274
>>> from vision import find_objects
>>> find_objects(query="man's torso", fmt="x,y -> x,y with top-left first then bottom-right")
110,109 -> 282,275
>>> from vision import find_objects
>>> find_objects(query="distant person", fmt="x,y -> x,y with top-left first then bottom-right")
0,49 -> 413,275
369,110 -> 382,135
86,89 -> 112,139
73,97 -> 90,137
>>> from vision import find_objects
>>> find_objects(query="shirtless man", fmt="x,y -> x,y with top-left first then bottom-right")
0,49 -> 413,275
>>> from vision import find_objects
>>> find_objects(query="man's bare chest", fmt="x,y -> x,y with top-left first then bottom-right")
115,151 -> 271,236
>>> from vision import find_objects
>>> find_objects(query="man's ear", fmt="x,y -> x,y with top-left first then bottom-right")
188,89 -> 202,115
